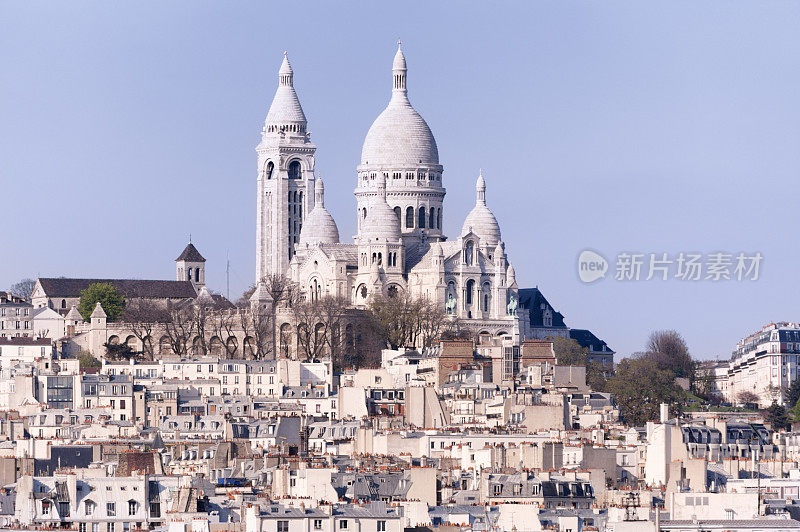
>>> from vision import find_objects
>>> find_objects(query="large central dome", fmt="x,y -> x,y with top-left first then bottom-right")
360,45 -> 439,167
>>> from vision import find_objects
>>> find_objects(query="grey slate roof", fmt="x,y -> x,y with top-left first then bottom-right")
38,278 -> 197,299
518,287 -> 567,329
175,243 -> 206,262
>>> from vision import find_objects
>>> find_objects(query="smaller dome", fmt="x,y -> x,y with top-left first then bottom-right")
361,175 -> 401,242
299,178 -> 340,246
462,170 -> 501,245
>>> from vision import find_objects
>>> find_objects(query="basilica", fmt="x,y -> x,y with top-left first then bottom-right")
251,44 -> 524,338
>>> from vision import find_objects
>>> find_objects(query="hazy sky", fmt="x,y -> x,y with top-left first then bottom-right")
2,2 -> 799,360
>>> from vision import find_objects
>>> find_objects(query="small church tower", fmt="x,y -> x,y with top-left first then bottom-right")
176,242 -> 206,291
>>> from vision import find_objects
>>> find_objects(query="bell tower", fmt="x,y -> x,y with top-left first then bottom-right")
176,242 -> 206,291
256,52 -> 316,283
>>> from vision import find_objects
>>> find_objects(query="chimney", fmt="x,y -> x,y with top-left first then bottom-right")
660,403 -> 669,424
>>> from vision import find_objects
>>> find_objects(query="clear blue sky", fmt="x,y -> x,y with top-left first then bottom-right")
2,2 -> 799,360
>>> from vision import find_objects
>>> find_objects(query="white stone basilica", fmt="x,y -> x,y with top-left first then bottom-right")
253,45 -> 522,337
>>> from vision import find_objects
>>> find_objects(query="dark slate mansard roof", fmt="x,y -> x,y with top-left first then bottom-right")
518,288 -> 567,329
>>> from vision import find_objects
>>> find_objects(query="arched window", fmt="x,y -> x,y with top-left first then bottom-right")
405,207 -> 414,229
377,252 -> 382,266
438,209 -> 442,229
465,241 -> 474,266
387,285 -> 398,298
482,282 -> 491,312
418,206 -> 426,229
187,268 -> 192,281
265,161 -> 274,179
288,160 -> 302,179
61,299 -> 66,309
195,268 -> 200,283
362,208 -> 367,219
466,279 -> 475,305
429,208 -> 435,229
280,323 -> 291,358
209,337 -> 223,356
159,335 -> 172,355
394,206 -> 401,220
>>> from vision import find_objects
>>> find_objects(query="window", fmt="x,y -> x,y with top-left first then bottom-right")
314,520 -> 323,530
418,206 -> 426,229
42,501 -> 51,515
339,520 -> 349,530
80,524 -> 87,532
107,502 -> 116,517
277,521 -> 289,532
288,160 -> 302,179
85,500 -> 95,515
59,501 -> 70,517
128,500 -> 136,516
377,521 -> 386,531
405,206 -> 414,229
265,161 -> 274,180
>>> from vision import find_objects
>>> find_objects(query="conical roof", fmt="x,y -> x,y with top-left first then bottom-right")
65,305 -> 82,322
90,302 -> 106,319
176,242 -> 205,262
265,52 -> 307,127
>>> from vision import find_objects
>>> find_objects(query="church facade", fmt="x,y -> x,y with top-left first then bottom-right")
252,45 -> 527,339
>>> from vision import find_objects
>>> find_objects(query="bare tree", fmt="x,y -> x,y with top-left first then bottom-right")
292,299 -> 328,362
318,295 -> 350,362
369,293 -> 452,350
122,298 -> 167,359
644,330 -> 694,380
239,307 -> 273,360
210,310 -> 239,358
164,305 -> 196,356
9,278 -> 35,300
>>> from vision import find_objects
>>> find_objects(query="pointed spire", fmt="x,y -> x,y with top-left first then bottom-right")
264,52 -> 307,128
392,41 -> 407,95
476,169 -> 486,205
315,175 -> 325,207
279,51 -> 293,86
90,301 -> 106,319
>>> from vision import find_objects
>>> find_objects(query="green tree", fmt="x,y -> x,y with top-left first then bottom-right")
78,283 -> 125,322
76,351 -> 101,369
765,402 -> 790,432
104,342 -> 136,361
605,357 -> 682,426
786,377 -> 800,408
